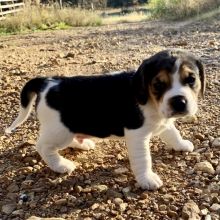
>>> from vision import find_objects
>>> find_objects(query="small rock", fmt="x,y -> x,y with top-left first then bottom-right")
182,200 -> 200,219
64,52 -> 75,58
91,203 -> 99,210
212,138 -> 220,147
200,208 -> 208,216
209,203 -> 220,212
204,215 -> 212,220
159,204 -> 167,211
181,115 -> 197,123
27,217 -> 65,220
93,184 -> 108,192
215,164 -> 220,174
119,203 -> 127,212
122,186 -> 131,194
7,182 -> 19,192
114,167 -> 128,174
106,189 -> 123,198
11,209 -> 24,216
194,161 -> 215,174
75,185 -> 83,193
195,133 -> 205,141
114,198 -> 124,205
167,210 -> 178,218
2,204 -> 17,214
55,199 -> 67,205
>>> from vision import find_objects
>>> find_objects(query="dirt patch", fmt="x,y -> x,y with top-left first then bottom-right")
0,16 -> 220,220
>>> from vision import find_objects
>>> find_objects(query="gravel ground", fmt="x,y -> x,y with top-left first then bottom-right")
0,15 -> 220,220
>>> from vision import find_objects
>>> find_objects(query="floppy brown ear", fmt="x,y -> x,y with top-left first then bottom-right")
196,60 -> 205,98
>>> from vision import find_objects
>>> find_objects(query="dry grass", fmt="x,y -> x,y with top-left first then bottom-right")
149,0 -> 220,19
0,6 -> 102,33
103,11 -> 151,24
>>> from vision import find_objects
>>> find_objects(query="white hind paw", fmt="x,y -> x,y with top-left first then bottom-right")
71,139 -> 96,151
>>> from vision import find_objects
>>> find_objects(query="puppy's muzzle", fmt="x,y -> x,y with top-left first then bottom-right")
169,95 -> 188,115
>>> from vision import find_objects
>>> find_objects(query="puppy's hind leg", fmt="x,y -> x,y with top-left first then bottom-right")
36,125 -> 76,174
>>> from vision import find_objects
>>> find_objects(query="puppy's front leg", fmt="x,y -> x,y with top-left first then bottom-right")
159,123 -> 194,152
125,128 -> 163,190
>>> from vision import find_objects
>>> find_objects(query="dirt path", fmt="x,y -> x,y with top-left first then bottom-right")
0,16 -> 220,220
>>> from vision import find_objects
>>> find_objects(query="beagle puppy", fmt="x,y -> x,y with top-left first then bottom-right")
6,49 -> 205,190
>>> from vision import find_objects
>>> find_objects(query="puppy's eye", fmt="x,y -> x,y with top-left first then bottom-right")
185,76 -> 195,86
153,80 -> 166,91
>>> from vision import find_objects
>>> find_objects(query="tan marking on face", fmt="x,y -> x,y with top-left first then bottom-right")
149,70 -> 172,108
179,62 -> 201,97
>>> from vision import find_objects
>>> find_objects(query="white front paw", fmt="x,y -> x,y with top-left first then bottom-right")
173,140 -> 194,152
49,157 -> 76,174
136,171 -> 163,190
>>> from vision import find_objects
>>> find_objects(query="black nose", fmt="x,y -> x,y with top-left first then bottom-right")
169,95 -> 187,113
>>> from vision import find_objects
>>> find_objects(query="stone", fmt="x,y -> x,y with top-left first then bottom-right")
195,133 -> 205,141
7,182 -> 19,192
200,208 -> 208,216
204,215 -> 211,220
27,217 -> 65,220
212,137 -> 220,147
182,200 -> 200,219
194,161 -> 215,174
2,204 -> 16,214
159,204 -> 167,211
11,209 -> 24,216
114,167 -> 129,174
167,210 -> 178,218
119,203 -> 127,212
92,184 -> 108,192
215,164 -> 220,174
114,198 -> 124,205
209,203 -> 220,212
106,189 -> 123,198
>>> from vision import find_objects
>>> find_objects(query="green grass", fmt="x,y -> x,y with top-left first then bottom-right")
0,6 -> 102,34
149,0 -> 220,20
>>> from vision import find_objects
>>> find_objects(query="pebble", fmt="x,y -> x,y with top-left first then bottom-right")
194,161 -> 215,174
119,203 -> 127,212
106,189 -> 123,198
212,137 -> 220,147
204,215 -> 212,220
182,200 -> 200,219
91,203 -> 99,210
26,217 -> 65,220
55,199 -> 67,205
195,133 -> 205,141
159,204 -> 167,211
215,164 -> 220,174
114,167 -> 129,174
114,198 -> 124,205
209,203 -> 220,212
11,209 -> 24,216
92,184 -> 108,192
7,182 -> 19,192
2,203 -> 17,214
200,208 -> 208,216
167,210 -> 178,218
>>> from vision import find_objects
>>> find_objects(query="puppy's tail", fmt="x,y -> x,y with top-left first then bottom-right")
5,77 -> 46,134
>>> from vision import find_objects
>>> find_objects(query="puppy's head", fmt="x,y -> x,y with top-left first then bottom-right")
133,49 -> 205,118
